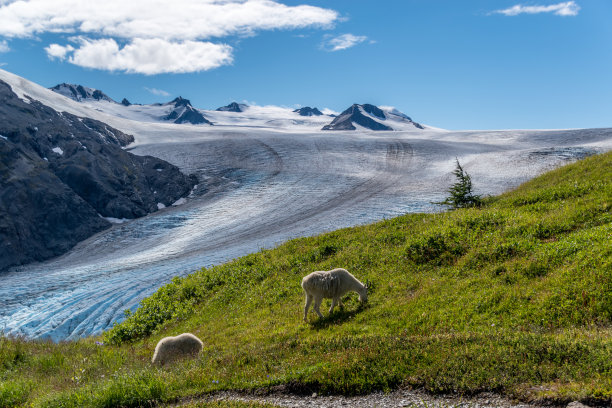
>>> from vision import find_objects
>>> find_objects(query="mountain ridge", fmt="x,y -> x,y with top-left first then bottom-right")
46,79 -> 427,131
50,83 -> 115,103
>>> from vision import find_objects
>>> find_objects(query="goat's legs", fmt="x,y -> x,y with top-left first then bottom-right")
329,297 -> 340,313
313,296 -> 324,318
303,294 -> 313,322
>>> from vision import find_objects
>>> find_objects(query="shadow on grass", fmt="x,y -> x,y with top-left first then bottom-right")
309,303 -> 369,330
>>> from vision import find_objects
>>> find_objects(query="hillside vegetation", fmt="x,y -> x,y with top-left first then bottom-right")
1,151 -> 611,408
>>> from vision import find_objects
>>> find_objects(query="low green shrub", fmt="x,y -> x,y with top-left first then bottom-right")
0,379 -> 31,408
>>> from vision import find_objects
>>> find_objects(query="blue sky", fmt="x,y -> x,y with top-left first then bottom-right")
0,0 -> 610,130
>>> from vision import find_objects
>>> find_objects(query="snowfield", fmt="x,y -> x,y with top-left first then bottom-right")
1,69 -> 611,341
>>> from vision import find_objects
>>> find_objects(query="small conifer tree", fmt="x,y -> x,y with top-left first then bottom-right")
438,159 -> 482,209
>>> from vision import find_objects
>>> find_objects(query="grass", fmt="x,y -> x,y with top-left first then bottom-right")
1,151 -> 610,407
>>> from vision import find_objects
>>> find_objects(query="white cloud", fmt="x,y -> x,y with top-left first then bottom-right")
0,0 -> 338,73
0,0 -> 337,39
323,33 -> 368,52
321,108 -> 338,116
0,40 -> 9,53
46,38 -> 233,75
493,1 -> 580,16
144,87 -> 170,97
45,43 -> 73,59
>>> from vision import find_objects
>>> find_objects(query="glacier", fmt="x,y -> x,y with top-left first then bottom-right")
0,69 -> 611,341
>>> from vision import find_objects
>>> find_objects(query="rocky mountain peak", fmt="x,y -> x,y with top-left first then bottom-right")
322,103 -> 424,131
163,97 -> 212,125
50,83 -> 115,103
322,103 -> 392,131
293,106 -> 323,116
216,102 -> 247,112
170,96 -> 192,108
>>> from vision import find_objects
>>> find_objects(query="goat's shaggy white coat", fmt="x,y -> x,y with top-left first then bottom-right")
151,333 -> 203,365
301,268 -> 368,321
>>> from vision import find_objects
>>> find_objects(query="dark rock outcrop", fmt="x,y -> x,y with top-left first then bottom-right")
361,104 -> 385,119
216,102 -> 247,112
171,97 -> 191,107
164,97 -> 212,125
121,98 -> 131,106
0,80 -> 198,271
293,107 -> 323,116
51,83 -> 114,102
322,104 -> 393,131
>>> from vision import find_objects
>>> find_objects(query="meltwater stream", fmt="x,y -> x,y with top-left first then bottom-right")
1,128 -> 611,341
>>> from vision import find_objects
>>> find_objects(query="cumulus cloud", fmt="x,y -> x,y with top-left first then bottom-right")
46,38 -> 233,75
323,33 -> 368,52
493,1 -> 580,16
144,87 -> 170,97
45,43 -> 73,59
0,40 -> 9,53
0,0 -> 339,73
0,0 -> 338,39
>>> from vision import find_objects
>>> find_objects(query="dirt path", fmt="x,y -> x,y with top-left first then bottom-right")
171,388 -> 566,408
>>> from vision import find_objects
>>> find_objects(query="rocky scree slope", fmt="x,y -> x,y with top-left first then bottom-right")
0,81 -> 197,271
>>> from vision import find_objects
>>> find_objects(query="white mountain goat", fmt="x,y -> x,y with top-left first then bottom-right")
151,333 -> 203,365
301,268 -> 368,321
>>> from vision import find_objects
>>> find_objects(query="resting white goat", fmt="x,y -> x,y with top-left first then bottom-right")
301,268 -> 368,321
151,333 -> 203,365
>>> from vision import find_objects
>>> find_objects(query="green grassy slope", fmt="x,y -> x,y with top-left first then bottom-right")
1,151 -> 611,407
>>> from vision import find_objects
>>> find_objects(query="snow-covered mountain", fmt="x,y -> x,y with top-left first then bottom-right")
163,97 -> 212,125
50,83 -> 115,103
216,101 -> 248,112
50,84 -> 213,126
322,103 -> 423,131
293,106 -> 324,116
47,80 -> 431,131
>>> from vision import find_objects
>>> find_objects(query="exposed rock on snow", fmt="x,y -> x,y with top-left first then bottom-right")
51,83 -> 114,103
293,106 -> 323,116
164,97 -> 212,125
322,103 -> 423,131
322,103 -> 392,131
216,101 -> 247,112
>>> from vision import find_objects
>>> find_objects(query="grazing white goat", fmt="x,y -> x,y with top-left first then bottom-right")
301,268 -> 368,321
151,333 -> 203,365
